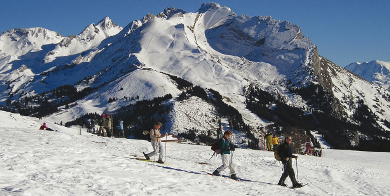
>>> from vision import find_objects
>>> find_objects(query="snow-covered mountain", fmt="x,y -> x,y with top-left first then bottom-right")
345,60 -> 390,90
43,17 -> 123,64
1,3 -> 389,150
0,17 -> 122,97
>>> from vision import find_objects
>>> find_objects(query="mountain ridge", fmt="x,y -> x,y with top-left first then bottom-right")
345,60 -> 390,90
1,3 -> 390,151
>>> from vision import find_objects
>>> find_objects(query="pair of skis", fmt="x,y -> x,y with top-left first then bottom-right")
135,157 -> 167,165
208,172 -> 306,188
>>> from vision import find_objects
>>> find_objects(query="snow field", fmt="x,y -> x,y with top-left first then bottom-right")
1,111 -> 390,196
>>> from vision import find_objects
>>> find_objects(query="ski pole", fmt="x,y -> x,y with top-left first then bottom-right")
296,158 -> 298,181
208,152 -> 216,161
165,133 -> 167,163
229,150 -> 233,177
229,134 -> 235,177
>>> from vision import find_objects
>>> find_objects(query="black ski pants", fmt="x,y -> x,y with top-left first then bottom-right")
278,159 -> 298,185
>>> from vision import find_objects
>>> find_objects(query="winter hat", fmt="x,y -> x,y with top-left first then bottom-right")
224,130 -> 232,135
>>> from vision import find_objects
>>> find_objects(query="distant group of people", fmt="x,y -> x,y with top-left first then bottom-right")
84,114 -> 125,138
96,114 -> 112,137
264,131 -> 280,151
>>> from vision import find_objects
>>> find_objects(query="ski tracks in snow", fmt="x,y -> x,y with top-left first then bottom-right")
1,125 -> 390,195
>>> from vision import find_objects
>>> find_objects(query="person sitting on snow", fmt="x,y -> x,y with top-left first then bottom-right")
39,122 -> 54,131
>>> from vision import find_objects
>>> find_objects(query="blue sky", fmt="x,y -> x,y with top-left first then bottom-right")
1,0 -> 389,67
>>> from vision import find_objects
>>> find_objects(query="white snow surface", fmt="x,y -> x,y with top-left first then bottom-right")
1,110 -> 390,196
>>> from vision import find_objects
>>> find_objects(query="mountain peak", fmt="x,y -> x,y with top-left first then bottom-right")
96,16 -> 120,30
198,2 -> 222,13
0,27 -> 64,59
2,27 -> 62,38
158,7 -> 186,19
345,60 -> 390,90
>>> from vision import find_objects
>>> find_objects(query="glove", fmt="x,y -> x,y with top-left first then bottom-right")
229,143 -> 236,151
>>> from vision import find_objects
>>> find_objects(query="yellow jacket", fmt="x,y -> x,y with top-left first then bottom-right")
272,137 -> 279,145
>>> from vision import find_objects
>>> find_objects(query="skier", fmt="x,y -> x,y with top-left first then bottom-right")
212,130 -> 239,180
277,136 -> 303,188
304,138 -> 313,155
143,122 -> 168,163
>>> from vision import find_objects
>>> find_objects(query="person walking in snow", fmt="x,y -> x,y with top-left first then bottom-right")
272,134 -> 279,151
304,138 -> 313,155
143,122 -> 168,163
277,136 -> 303,188
212,130 -> 239,180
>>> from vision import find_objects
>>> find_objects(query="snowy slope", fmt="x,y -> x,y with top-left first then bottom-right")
321,57 -> 390,129
1,3 -> 390,146
1,110 -> 389,195
345,60 -> 390,90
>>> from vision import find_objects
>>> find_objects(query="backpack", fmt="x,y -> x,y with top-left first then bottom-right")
211,140 -> 221,154
274,145 -> 282,161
